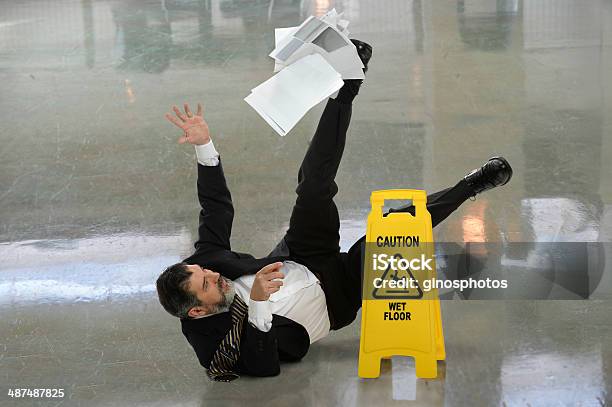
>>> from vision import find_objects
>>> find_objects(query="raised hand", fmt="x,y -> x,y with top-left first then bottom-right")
250,262 -> 285,301
165,103 -> 210,145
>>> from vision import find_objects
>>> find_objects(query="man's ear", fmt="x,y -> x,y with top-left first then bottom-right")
188,305 -> 209,318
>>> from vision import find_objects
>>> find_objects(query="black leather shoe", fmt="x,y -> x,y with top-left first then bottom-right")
463,156 -> 513,196
350,39 -> 372,73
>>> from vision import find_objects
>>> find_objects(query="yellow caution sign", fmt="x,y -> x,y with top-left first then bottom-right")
358,189 -> 445,379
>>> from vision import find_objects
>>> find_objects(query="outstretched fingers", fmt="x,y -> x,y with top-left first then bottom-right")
172,106 -> 187,122
165,113 -> 185,129
166,102 -> 207,145
184,103 -> 193,118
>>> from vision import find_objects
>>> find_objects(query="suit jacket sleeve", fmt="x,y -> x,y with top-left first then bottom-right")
193,159 -> 234,252
235,315 -> 310,377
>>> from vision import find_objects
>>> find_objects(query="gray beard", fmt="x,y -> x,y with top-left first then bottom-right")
208,277 -> 236,315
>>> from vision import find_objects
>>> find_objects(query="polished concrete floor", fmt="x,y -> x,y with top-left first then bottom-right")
1,0 -> 612,406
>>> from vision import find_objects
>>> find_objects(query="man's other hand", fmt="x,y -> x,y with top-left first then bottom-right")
165,103 -> 211,145
250,262 -> 284,302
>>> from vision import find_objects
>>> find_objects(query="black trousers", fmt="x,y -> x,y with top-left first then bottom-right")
280,98 -> 473,329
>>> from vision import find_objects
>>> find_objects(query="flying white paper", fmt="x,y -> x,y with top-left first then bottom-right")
245,9 -> 363,137
244,54 -> 344,137
270,9 -> 364,79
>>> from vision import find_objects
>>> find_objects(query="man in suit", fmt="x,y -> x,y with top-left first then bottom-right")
156,40 -> 513,380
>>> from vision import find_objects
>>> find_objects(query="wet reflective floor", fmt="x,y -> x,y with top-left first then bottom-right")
1,0 -> 612,405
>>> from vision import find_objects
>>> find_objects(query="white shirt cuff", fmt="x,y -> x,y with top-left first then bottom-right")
194,140 -> 220,166
248,298 -> 272,332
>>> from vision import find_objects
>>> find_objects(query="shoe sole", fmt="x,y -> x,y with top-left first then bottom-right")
488,156 -> 513,186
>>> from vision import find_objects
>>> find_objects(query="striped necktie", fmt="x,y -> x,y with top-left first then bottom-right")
207,295 -> 248,382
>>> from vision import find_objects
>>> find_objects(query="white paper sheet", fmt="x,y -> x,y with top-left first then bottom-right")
244,54 -> 344,137
269,8 -> 364,80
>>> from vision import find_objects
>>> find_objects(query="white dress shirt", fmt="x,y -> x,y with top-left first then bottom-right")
195,141 -> 331,344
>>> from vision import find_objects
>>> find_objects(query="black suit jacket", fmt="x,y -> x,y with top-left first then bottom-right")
180,160 -> 310,377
